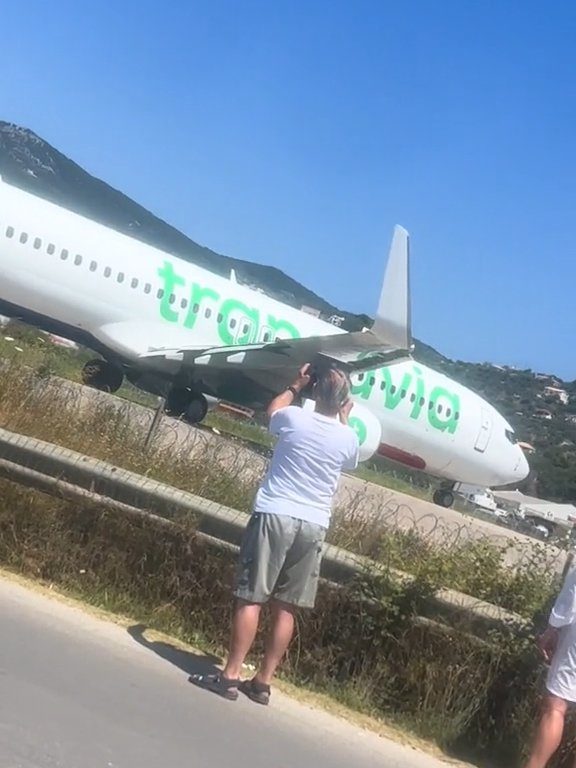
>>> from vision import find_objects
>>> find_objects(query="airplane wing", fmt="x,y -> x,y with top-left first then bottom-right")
140,226 -> 412,379
138,225 -> 412,407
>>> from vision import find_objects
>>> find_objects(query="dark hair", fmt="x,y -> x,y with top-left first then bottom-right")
315,367 -> 350,415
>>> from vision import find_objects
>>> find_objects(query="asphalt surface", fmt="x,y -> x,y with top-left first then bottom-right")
0,577 -> 447,768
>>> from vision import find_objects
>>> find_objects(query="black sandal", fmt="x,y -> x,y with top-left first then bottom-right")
189,673 -> 240,701
239,678 -> 271,706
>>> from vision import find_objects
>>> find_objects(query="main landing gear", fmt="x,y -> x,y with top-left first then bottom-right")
433,486 -> 455,508
81,361 -> 209,425
81,359 -> 124,393
165,387 -> 209,424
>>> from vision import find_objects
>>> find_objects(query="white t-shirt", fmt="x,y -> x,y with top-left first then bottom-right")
254,405 -> 360,529
546,566 -> 576,702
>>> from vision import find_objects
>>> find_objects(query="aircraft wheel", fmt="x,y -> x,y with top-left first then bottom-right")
165,388 -> 208,424
183,395 -> 208,424
165,387 -> 193,418
81,359 -> 124,393
433,489 -> 455,508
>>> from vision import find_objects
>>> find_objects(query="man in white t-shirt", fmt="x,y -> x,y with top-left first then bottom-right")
191,363 -> 359,704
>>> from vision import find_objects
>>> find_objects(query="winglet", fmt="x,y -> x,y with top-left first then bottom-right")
371,225 -> 412,350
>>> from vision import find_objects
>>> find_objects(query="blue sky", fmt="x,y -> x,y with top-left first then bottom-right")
2,1 -> 575,378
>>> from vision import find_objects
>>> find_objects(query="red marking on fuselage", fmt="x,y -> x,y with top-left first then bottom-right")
378,443 -> 426,470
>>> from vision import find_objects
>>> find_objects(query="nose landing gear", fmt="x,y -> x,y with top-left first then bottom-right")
433,487 -> 455,508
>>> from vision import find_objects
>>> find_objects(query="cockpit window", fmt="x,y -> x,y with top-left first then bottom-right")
505,429 -> 517,444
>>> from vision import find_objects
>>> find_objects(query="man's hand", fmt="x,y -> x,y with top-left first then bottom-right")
339,398 -> 354,425
290,363 -> 312,394
266,362 -> 313,418
537,626 -> 559,663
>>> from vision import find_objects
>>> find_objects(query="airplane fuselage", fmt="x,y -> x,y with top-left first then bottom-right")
0,177 -> 529,488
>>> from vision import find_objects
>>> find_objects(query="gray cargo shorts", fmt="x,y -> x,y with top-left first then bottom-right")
233,512 -> 326,609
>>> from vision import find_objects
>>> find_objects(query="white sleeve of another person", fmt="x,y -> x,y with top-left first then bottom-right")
550,568 -> 576,628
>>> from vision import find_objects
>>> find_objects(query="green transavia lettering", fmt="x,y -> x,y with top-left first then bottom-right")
157,260 -> 461,436
158,260 -> 300,344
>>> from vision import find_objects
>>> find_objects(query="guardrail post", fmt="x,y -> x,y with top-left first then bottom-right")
144,397 -> 165,450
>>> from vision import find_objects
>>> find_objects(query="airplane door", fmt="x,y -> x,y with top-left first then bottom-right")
475,409 -> 492,452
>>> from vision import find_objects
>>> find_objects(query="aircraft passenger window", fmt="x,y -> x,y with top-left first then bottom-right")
89,261 -> 97,272
217,313 -> 223,323
242,324 -> 249,334
390,385 -> 396,394
61,249 -> 69,260
437,404 -> 443,414
104,267 -> 112,277
263,332 -> 271,342
369,376 -> 375,386
192,303 -> 199,313
428,401 -> 434,410
5,226 -> 14,238
20,232 -> 28,244
419,397 -> 425,406
144,283 -> 151,294
380,381 -> 386,390
446,408 -> 452,417
359,373 -> 365,382
131,278 -> 138,289
47,244 -> 55,255
157,288 -> 164,299
401,389 -> 407,398
410,393 -> 416,403
117,272 -> 125,283
181,298 -> 188,309
455,412 -> 460,421
230,318 -> 237,328
169,294 -> 176,305
205,308 -> 212,318
33,238 -> 42,249
74,254 -> 82,266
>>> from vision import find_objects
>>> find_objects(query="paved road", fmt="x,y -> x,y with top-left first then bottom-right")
0,578 -> 447,768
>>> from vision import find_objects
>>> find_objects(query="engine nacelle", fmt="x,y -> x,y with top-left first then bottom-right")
302,399 -> 381,463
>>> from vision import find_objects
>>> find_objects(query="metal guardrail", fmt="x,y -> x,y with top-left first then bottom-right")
0,425 -> 529,634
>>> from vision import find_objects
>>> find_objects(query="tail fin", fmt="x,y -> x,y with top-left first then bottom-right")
371,225 -> 412,350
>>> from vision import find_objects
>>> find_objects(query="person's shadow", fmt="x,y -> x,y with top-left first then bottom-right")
127,623 -> 222,680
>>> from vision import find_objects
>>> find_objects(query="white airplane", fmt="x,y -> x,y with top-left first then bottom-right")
0,175 -> 529,506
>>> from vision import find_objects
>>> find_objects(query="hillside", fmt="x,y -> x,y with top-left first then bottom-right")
0,121 -> 574,501
0,123 -> 374,328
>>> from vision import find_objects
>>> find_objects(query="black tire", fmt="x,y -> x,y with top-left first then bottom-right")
184,396 -> 208,424
165,387 -> 193,417
81,359 -> 123,393
433,489 -> 454,508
